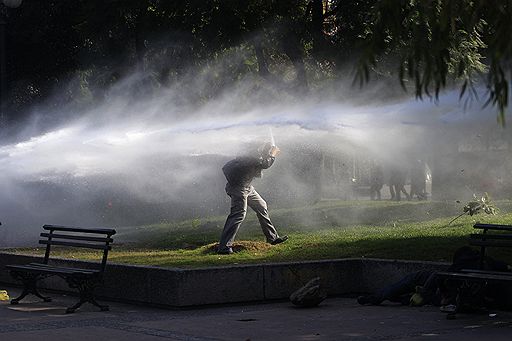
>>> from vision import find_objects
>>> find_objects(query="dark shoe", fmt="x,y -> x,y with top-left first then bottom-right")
217,247 -> 233,255
270,235 -> 288,245
357,295 -> 381,305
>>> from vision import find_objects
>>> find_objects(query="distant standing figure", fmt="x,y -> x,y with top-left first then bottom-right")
389,167 -> 410,201
217,142 -> 288,254
370,163 -> 384,200
409,160 -> 427,200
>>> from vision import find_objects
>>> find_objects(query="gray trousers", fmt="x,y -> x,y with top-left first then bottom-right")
219,184 -> 279,250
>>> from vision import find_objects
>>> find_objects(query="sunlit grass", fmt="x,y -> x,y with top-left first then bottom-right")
8,200 -> 512,268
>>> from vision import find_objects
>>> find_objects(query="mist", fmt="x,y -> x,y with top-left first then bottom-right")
1,57 -> 510,246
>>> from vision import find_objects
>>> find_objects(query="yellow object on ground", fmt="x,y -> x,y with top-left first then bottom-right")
0,290 -> 10,301
409,292 -> 424,306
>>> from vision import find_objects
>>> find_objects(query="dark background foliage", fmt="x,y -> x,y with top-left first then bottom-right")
1,0 -> 510,124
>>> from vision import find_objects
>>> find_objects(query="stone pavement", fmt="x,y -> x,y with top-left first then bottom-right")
0,287 -> 511,340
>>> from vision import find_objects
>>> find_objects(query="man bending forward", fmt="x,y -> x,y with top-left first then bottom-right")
217,143 -> 288,254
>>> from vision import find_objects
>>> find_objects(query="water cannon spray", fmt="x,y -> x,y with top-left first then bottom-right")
269,127 -> 276,147
268,127 -> 280,157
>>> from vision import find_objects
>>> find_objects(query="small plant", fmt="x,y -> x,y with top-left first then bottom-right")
447,192 -> 498,226
191,218 -> 201,229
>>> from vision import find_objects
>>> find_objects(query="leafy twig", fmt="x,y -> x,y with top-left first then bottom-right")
447,192 -> 498,226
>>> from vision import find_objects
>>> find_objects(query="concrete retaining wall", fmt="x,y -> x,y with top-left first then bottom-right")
0,252 -> 447,307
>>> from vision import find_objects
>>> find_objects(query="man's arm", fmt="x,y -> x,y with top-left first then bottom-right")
261,155 -> 275,169
260,146 -> 280,169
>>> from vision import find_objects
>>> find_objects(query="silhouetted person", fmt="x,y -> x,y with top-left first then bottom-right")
389,167 -> 410,201
358,246 -> 512,308
217,142 -> 288,254
370,163 -> 384,200
357,269 -> 440,306
438,246 -> 512,310
409,159 -> 427,200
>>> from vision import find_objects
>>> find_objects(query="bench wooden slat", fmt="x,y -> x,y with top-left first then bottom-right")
28,263 -> 100,273
40,233 -> 113,243
437,271 -> 512,282
6,265 -> 74,274
470,233 -> 512,241
6,264 -> 97,276
43,224 -> 116,235
39,240 -> 112,250
460,269 -> 512,276
474,223 -> 512,232
8,263 -> 97,274
469,240 -> 512,248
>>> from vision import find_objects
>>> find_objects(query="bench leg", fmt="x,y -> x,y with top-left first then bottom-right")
65,296 -> 109,314
9,271 -> 52,304
457,280 -> 487,312
65,277 -> 108,313
443,279 -> 487,319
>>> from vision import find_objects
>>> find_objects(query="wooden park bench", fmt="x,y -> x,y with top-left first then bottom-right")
6,224 -> 116,313
437,223 -> 512,314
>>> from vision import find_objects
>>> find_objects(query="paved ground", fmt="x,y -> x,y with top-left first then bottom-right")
0,287 -> 511,340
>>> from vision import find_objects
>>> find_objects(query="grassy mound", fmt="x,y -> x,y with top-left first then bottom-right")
8,200 -> 512,268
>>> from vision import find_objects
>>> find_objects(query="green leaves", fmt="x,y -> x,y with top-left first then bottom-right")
356,0 -> 510,124
448,192 -> 498,226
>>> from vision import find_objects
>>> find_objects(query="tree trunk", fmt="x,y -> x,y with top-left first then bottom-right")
253,38 -> 270,78
134,9 -> 147,71
282,29 -> 308,91
311,0 -> 325,53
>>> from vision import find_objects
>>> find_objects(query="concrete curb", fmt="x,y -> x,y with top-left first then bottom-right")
0,252 -> 448,307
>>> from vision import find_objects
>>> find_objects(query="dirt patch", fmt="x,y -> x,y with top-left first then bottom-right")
203,241 -> 272,254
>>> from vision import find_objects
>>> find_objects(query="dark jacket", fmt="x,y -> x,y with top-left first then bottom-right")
222,155 -> 275,187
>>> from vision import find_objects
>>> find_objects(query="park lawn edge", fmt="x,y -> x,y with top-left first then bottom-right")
7,208 -> 512,268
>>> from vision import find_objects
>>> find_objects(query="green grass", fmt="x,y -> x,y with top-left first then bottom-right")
8,200 -> 512,268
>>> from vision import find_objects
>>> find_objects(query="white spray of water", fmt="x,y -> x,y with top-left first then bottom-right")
0,69 -> 509,246
269,127 -> 276,147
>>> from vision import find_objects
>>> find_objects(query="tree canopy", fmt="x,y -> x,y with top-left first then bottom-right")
1,0 -> 510,123
357,0 -> 512,125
